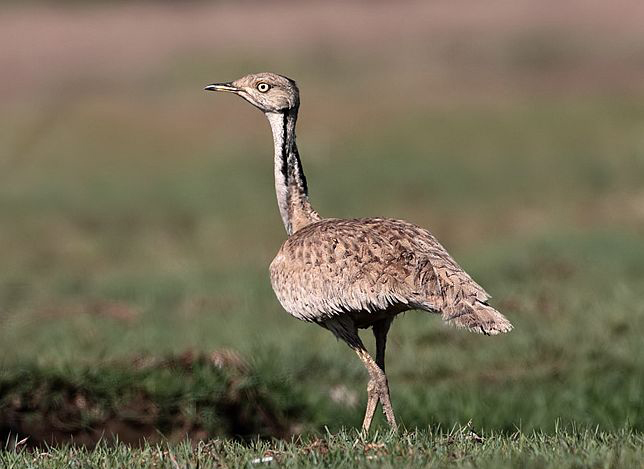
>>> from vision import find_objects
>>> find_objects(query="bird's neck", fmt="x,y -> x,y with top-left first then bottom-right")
266,109 -> 321,236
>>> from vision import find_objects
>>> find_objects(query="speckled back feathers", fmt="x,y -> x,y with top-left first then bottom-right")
270,217 -> 512,335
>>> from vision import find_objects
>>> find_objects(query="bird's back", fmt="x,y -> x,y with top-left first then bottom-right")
270,217 -> 512,334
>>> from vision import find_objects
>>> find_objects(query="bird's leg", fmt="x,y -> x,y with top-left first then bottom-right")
373,318 -> 392,372
373,370 -> 397,432
373,319 -> 397,431
354,322 -> 398,433
354,347 -> 380,432
322,316 -> 397,432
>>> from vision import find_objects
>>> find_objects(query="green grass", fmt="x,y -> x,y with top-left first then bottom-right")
1,24 -> 644,466
2,427 -> 643,468
0,354 -> 306,444
1,232 -> 642,443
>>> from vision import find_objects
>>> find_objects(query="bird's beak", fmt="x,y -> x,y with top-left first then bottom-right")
204,82 -> 240,93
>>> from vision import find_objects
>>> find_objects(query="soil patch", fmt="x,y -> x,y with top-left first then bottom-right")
0,350 -> 303,447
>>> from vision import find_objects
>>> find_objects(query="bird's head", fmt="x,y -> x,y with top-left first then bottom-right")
205,72 -> 299,113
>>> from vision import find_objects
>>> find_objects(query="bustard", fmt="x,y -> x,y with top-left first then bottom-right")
205,72 -> 512,432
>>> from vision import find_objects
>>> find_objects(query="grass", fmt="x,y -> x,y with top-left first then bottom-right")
1,231 -> 642,444
1,3 -> 644,465
0,353 -> 305,445
2,92 -> 643,461
2,427 -> 643,468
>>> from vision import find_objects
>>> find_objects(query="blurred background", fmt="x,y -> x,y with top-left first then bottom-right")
1,0 -> 643,445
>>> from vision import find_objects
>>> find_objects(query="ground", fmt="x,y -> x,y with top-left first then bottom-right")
2,428 -> 643,468
0,0 -> 643,467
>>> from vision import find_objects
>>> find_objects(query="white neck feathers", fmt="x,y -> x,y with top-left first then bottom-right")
265,110 -> 320,236
266,112 -> 293,233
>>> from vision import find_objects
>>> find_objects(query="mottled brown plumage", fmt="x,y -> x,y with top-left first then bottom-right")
205,72 -> 512,433
271,217 -> 510,335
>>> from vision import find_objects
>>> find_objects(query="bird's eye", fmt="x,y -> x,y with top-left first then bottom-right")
257,83 -> 271,93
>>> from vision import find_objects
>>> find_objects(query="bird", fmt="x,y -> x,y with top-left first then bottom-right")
204,72 -> 512,432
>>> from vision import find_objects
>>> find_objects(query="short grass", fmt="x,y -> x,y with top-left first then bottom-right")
2,427 -> 643,469
1,5 -> 644,466
2,91 -> 643,439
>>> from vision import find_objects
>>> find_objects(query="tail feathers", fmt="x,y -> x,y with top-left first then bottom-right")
444,301 -> 513,336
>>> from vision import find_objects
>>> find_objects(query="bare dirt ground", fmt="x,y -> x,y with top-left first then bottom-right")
2,0 -> 644,103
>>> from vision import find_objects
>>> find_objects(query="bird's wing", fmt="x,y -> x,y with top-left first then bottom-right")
269,217 -> 492,323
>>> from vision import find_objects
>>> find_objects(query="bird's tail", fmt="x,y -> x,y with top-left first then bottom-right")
444,301 -> 513,336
